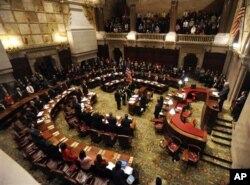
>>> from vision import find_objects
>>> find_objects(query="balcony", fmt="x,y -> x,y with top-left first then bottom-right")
104,32 -> 215,44
177,34 -> 214,44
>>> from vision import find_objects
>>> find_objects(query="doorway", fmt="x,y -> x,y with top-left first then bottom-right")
183,53 -> 198,76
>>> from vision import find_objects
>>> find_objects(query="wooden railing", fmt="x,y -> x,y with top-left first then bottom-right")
105,33 -> 127,40
137,33 -> 165,41
104,33 -> 215,44
177,34 -> 214,43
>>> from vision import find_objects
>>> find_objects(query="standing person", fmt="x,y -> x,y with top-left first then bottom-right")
114,90 -> 121,110
121,88 -> 127,105
154,100 -> 162,119
140,94 -> 147,113
231,91 -> 248,121
78,150 -> 93,172
218,82 -> 230,112
111,161 -> 127,185
82,80 -> 89,96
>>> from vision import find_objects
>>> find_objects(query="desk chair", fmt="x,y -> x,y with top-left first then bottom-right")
167,136 -> 182,154
88,129 -> 102,143
101,133 -> 117,147
187,144 -> 201,166
118,135 -> 132,149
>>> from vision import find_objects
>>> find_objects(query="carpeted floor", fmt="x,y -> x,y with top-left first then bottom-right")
0,83 -> 231,185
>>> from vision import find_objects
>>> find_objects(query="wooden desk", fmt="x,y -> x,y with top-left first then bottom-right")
167,113 -> 207,150
182,87 -> 219,133
38,89 -> 133,166
133,78 -> 168,94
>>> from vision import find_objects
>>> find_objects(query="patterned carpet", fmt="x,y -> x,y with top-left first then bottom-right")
0,84 -> 231,185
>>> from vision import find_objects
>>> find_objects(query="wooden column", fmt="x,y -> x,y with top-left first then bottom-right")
169,0 -> 178,32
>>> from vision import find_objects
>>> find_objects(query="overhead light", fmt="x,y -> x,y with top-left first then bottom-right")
184,77 -> 188,82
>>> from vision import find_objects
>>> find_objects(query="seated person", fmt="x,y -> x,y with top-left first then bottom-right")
41,92 -> 51,103
111,161 -> 128,185
94,154 -> 110,177
91,112 -> 104,130
15,87 -> 25,101
34,96 -> 44,110
77,150 -> 93,172
59,142 -> 77,164
107,112 -> 117,126
121,114 -> 132,128
4,93 -> 14,106
26,83 -> 35,94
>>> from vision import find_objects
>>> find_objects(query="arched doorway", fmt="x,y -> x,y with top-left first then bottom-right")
113,48 -> 123,63
34,56 -> 56,79
183,53 -> 198,76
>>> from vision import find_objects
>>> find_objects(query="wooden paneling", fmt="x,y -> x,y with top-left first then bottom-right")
10,57 -> 33,79
202,52 -> 226,73
97,45 -> 109,58
58,48 -> 72,70
124,47 -> 179,67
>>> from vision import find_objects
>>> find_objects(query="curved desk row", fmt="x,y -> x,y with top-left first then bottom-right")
133,78 -> 168,94
37,89 -> 133,166
182,87 -> 219,133
166,113 -> 207,149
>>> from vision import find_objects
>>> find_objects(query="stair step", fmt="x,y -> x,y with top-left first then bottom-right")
213,126 -> 232,134
212,130 -> 232,141
211,136 -> 231,147
201,154 -> 231,169
216,117 -> 232,123
216,121 -> 232,129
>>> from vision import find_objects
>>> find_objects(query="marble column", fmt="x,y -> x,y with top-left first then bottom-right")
219,0 -> 233,33
129,3 -> 136,31
95,7 -> 104,32
66,2 -> 97,63
169,0 -> 178,32
222,48 -> 233,74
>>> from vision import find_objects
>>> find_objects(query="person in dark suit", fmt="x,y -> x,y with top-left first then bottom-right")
73,97 -> 82,122
82,80 -> 89,96
218,82 -> 230,112
121,114 -> 132,128
111,161 -> 128,185
15,87 -> 24,101
107,113 -> 117,126
154,100 -> 162,119
34,96 -> 44,110
91,112 -> 104,130
114,90 -> 121,110
231,91 -> 248,121
140,94 -> 147,113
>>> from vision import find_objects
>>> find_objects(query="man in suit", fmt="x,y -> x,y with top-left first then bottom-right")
231,91 -> 248,121
82,80 -> 89,96
154,100 -> 162,119
218,82 -> 230,112
114,90 -> 121,110
140,94 -> 147,114
107,113 -> 117,126
121,114 -> 132,128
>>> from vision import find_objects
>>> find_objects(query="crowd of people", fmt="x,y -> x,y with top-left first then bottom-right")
104,15 -> 130,33
176,10 -> 220,35
136,12 -> 170,33
105,9 -> 220,35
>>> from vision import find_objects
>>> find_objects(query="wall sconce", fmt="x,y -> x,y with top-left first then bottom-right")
53,33 -> 68,49
184,77 -> 188,82
1,35 -> 22,53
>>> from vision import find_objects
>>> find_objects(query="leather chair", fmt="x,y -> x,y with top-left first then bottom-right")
187,144 -> 201,166
118,135 -> 132,149
77,124 -> 89,137
88,129 -> 102,143
167,136 -> 182,154
101,133 -> 117,147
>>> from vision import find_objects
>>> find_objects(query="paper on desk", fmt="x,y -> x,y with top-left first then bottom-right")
37,111 -> 44,117
123,166 -> 133,175
106,162 -> 115,170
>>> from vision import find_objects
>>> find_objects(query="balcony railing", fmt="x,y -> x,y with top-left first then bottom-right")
105,33 -> 215,44
137,33 -> 165,41
177,34 -> 214,43
105,33 -> 127,40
